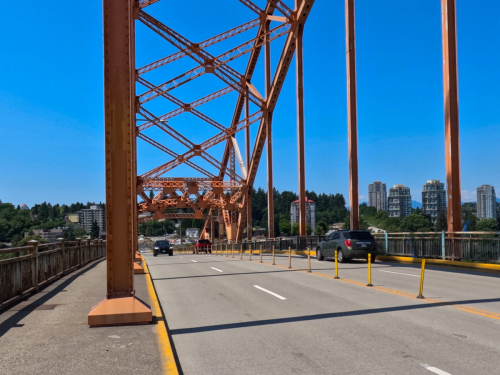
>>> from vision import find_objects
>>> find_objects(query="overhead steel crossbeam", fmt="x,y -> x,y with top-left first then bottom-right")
138,18 -> 261,75
135,0 -> 312,241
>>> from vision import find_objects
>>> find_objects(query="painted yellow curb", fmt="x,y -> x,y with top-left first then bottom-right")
378,255 -> 500,272
142,255 -> 180,375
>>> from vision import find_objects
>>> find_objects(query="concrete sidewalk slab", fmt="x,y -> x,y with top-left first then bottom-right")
0,259 -> 163,375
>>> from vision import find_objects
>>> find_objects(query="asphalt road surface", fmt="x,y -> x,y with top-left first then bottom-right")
145,251 -> 500,375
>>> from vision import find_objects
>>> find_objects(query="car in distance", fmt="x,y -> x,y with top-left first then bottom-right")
193,239 -> 212,254
153,240 -> 173,256
316,230 -> 377,263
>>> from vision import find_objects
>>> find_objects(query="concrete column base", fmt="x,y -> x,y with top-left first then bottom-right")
88,297 -> 152,326
135,252 -> 142,261
134,262 -> 145,274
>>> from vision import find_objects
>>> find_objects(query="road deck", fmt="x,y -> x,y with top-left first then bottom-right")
146,252 -> 500,375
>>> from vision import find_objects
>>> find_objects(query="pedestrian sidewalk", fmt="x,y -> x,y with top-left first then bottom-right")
0,259 -> 164,375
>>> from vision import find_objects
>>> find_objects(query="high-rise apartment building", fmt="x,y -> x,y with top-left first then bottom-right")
368,181 -> 387,211
388,184 -> 412,218
78,205 -> 106,233
477,185 -> 497,219
422,180 -> 446,224
291,197 -> 316,231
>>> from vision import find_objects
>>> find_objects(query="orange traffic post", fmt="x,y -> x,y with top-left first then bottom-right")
334,250 -> 339,279
226,244 -> 229,257
367,253 -> 373,287
260,245 -> 263,263
240,244 -> 243,259
232,244 -> 234,258
249,244 -> 252,261
417,259 -> 426,299
307,247 -> 312,273
272,246 -> 275,265
288,246 -> 292,269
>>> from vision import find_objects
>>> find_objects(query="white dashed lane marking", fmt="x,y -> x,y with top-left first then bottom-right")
421,364 -> 452,375
254,285 -> 286,300
211,267 -> 223,273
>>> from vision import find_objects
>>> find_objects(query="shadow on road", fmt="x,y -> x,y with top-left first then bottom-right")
169,297 -> 500,336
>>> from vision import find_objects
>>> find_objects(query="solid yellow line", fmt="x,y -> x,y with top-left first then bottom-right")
242,258 -> 500,322
377,255 -> 500,272
142,256 -> 180,375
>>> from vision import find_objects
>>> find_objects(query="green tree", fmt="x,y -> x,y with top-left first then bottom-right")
435,210 -> 447,232
462,209 -> 477,231
315,225 -> 325,235
17,235 -> 48,247
291,222 -> 299,235
476,219 -> 499,232
306,224 -> 312,235
316,221 -> 328,233
91,221 -> 100,239
74,228 -> 87,238
279,219 -> 291,236
400,214 -> 434,232
10,234 -> 22,247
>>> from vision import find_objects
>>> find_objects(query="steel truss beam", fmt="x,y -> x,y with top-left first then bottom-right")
135,0 -> 314,242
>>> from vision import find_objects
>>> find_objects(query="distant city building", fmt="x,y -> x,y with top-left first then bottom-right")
78,205 -> 106,233
20,204 -> 29,210
25,229 -> 64,243
368,181 -> 387,211
185,228 -> 200,238
477,185 -> 497,219
388,184 -> 412,218
291,197 -> 316,231
422,180 -> 446,223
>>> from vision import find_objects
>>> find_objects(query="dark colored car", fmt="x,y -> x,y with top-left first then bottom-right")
154,240 -> 173,256
316,230 -> 377,263
193,239 -> 212,254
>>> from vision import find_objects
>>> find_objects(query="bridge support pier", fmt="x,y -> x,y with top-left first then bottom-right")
88,0 -> 151,327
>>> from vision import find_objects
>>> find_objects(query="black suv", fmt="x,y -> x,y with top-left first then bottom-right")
153,240 -> 173,256
316,230 -> 377,263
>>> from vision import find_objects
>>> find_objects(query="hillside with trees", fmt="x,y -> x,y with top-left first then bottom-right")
0,201 -> 103,246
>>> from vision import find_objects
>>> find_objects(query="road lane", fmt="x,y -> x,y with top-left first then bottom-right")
145,253 -> 500,375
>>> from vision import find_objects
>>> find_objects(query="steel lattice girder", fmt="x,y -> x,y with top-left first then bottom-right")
135,0 -> 314,240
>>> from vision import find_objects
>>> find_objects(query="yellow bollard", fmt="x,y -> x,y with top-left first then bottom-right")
226,244 -> 228,257
417,259 -> 426,299
307,247 -> 312,273
272,246 -> 275,265
249,245 -> 252,261
240,245 -> 243,259
288,246 -> 292,269
367,253 -> 373,286
260,245 -> 263,263
334,250 -> 339,279
232,244 -> 234,258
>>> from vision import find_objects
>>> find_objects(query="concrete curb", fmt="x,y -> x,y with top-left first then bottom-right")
377,255 -> 500,273
142,255 -> 180,375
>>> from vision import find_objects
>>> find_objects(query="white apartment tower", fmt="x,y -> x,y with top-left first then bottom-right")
291,197 -> 316,231
477,185 -> 497,219
368,181 -> 387,211
422,180 -> 446,224
388,184 -> 412,218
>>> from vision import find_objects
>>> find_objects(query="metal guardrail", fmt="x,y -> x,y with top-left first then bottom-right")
372,231 -> 500,262
212,232 -> 500,263
0,238 -> 106,311
213,236 -> 327,253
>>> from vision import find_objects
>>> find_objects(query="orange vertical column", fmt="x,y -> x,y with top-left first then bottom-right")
296,17 -> 307,236
88,0 -> 151,326
265,19 -> 274,238
441,0 -> 462,233
346,0 -> 359,230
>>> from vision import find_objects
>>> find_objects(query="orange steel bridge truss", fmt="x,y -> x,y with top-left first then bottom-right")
135,0 -> 315,241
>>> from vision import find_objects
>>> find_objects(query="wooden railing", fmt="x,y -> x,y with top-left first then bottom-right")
0,238 -> 106,311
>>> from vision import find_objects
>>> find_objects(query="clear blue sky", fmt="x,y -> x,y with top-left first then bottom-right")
1,0 -> 499,207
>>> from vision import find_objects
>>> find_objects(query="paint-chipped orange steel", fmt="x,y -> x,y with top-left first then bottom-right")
136,0 -> 314,241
